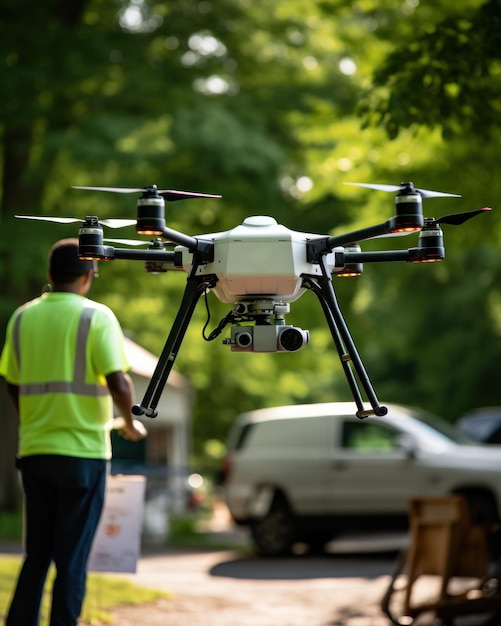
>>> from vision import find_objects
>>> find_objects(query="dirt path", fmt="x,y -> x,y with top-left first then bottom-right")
82,504 -> 497,625
95,567 -> 394,626
84,544 -> 431,626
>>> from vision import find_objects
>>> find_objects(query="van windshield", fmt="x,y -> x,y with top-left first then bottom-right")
227,422 -> 255,451
410,408 -> 476,445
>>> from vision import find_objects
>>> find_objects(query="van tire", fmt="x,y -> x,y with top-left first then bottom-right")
459,490 -> 501,560
251,494 -> 296,556
461,490 -> 497,526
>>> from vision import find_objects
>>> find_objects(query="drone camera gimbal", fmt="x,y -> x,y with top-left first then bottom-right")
221,300 -> 310,353
16,181 -> 491,420
224,324 -> 310,353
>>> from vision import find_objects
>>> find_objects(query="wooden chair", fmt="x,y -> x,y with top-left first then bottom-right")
381,495 -> 501,625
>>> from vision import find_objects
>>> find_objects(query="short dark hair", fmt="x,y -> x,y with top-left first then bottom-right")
49,238 -> 95,283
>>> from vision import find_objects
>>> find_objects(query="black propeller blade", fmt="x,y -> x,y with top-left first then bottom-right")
344,181 -> 461,199
15,215 -> 136,229
434,207 -> 492,226
72,185 -> 221,201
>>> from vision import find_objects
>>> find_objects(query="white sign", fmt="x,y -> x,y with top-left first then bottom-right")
87,475 -> 146,573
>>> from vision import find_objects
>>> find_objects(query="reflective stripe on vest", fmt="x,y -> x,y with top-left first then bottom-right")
13,306 -> 109,397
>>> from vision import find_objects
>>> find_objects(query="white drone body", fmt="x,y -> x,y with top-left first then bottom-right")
178,215 -> 337,304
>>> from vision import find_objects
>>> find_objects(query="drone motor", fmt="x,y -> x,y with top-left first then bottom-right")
344,181 -> 461,234
411,218 -> 445,263
78,216 -> 113,260
392,185 -> 424,232
136,188 -> 166,235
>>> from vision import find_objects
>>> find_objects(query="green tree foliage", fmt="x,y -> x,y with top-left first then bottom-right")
360,0 -> 501,139
0,0 -> 366,502
343,0 -> 501,421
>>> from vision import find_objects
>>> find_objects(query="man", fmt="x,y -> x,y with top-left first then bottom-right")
0,238 -> 146,626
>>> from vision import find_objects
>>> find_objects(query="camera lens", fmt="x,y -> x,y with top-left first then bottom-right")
279,327 -> 308,352
235,331 -> 253,348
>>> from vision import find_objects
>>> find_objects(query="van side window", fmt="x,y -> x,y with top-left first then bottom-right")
342,420 -> 397,452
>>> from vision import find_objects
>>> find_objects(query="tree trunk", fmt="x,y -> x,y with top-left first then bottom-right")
0,378 -> 21,511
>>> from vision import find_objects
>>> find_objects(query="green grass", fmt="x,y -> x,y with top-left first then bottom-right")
0,509 -> 248,623
0,511 -> 22,541
0,556 -> 169,625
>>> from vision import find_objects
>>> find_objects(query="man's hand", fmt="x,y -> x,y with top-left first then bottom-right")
113,417 -> 148,441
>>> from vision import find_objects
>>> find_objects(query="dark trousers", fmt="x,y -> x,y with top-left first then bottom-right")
6,455 -> 106,626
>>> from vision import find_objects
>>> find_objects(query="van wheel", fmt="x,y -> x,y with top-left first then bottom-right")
461,491 -> 501,560
462,491 -> 497,526
251,495 -> 296,557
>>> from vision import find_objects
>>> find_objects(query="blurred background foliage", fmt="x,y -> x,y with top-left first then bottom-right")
1,0 -> 501,498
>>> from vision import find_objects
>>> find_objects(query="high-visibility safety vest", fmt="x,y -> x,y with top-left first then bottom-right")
0,292 -> 130,460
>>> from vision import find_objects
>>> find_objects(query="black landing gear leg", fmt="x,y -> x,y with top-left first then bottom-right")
304,259 -> 387,419
133,267 -> 217,418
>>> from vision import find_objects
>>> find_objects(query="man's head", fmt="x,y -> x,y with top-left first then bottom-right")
48,238 -> 97,291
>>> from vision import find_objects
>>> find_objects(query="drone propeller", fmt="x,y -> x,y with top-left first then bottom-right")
103,238 -> 150,246
374,207 -> 491,240
344,181 -> 461,199
15,215 -> 136,229
72,185 -> 221,201
103,237 -> 177,248
434,207 -> 491,226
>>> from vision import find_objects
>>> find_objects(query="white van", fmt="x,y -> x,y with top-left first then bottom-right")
221,402 -> 501,556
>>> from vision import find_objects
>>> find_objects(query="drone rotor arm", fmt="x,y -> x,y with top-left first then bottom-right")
343,250 -> 412,264
111,247 -> 179,265
324,219 -> 404,251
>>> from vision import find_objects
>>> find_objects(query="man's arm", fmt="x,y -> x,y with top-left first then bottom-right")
106,371 -> 146,441
6,382 -> 19,414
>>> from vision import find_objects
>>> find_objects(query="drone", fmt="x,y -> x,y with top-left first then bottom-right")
17,182 -> 491,420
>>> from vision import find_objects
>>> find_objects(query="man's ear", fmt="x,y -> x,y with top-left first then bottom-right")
82,270 -> 94,290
